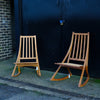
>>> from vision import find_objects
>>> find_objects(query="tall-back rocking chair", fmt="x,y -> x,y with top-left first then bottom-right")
50,32 -> 90,87
11,35 -> 41,77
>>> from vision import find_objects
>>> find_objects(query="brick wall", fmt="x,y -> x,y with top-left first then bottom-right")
0,0 -> 13,60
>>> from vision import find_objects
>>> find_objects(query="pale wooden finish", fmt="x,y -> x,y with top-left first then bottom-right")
76,35 -> 80,58
26,37 -> 27,58
79,35 -> 83,59
50,32 -> 90,87
72,35 -> 77,58
83,35 -> 86,59
11,35 -> 41,77
55,63 -> 83,67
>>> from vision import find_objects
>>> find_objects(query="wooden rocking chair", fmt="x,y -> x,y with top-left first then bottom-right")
11,35 -> 41,77
50,32 -> 90,87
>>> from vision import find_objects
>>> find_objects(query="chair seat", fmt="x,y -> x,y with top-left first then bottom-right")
11,35 -> 41,77
14,62 -> 38,66
55,63 -> 83,69
51,32 -> 90,87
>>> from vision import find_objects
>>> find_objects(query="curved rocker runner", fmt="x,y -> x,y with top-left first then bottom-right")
11,35 -> 41,77
50,32 -> 90,87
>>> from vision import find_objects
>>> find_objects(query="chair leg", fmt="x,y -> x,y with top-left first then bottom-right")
36,65 -> 41,76
50,66 -> 72,81
11,65 -> 21,77
78,66 -> 89,87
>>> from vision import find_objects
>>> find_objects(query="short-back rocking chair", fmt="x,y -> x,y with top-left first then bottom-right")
50,32 -> 90,87
11,35 -> 41,77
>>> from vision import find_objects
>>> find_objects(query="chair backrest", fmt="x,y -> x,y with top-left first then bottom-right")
68,32 -> 89,66
17,35 -> 38,62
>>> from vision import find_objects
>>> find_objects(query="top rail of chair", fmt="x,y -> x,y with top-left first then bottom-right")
20,35 -> 36,38
72,32 -> 89,35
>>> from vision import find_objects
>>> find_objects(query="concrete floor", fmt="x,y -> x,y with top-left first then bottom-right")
0,84 -> 66,100
0,54 -> 100,99
0,84 -> 96,100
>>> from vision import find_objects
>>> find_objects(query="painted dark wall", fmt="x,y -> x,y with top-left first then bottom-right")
15,0 -> 100,78
14,0 -> 19,52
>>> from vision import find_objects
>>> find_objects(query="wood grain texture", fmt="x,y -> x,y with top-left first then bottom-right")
51,32 -> 90,87
11,35 -> 41,77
